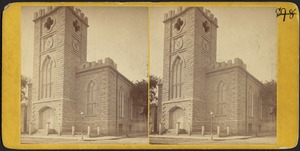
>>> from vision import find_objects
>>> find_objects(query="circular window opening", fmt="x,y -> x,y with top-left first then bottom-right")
44,17 -> 54,31
174,18 -> 184,31
73,20 -> 81,33
202,20 -> 210,33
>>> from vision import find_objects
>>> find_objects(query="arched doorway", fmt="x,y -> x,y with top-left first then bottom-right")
169,107 -> 184,129
39,107 -> 54,129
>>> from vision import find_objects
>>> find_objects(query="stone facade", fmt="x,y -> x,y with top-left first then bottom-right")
160,7 -> 275,135
27,6 -> 146,136
21,103 -> 27,133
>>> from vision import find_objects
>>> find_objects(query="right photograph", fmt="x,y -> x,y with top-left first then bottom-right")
149,7 -> 277,144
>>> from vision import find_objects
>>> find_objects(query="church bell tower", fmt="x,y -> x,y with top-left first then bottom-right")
31,6 -> 88,133
161,7 -> 218,132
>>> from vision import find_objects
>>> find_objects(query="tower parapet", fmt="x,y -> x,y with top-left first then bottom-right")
206,57 -> 247,72
33,6 -> 88,26
76,57 -> 118,73
163,7 -> 218,26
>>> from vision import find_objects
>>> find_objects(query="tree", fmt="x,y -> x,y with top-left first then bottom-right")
131,79 -> 148,118
130,75 -> 160,118
149,75 -> 159,104
21,75 -> 29,102
260,80 -> 277,119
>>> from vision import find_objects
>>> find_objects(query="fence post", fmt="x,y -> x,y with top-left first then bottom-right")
72,126 -> 75,137
188,124 -> 191,136
28,123 -> 32,135
46,122 -> 49,135
176,122 -> 180,135
58,125 -> 61,136
217,126 -> 220,137
159,124 -> 162,135
227,126 -> 230,136
87,126 -> 91,138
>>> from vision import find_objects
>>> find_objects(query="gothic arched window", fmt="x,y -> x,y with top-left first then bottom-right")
128,97 -> 132,119
87,81 -> 97,116
248,88 -> 254,117
258,97 -> 263,119
41,56 -> 53,99
217,81 -> 226,115
119,88 -> 125,117
171,57 -> 184,99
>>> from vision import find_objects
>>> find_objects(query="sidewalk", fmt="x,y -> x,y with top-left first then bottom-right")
149,134 -> 256,141
21,134 -> 127,141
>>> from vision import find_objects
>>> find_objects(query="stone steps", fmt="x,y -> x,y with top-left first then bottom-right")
166,129 -> 176,135
34,129 -> 46,135
165,129 -> 188,135
33,129 -> 57,135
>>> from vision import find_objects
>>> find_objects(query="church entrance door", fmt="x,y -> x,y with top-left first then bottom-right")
39,107 -> 54,129
169,107 -> 184,129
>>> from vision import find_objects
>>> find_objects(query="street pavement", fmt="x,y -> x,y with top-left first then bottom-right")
149,134 -> 276,144
21,134 -> 148,144
21,133 -> 276,144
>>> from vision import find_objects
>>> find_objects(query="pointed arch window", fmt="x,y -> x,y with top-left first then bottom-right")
217,81 -> 226,115
128,96 -> 133,119
248,88 -> 254,117
171,57 -> 184,99
258,97 -> 263,119
41,56 -> 53,99
87,81 -> 97,116
119,88 -> 125,118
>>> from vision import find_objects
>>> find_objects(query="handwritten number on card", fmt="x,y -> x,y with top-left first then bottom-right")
276,7 -> 296,22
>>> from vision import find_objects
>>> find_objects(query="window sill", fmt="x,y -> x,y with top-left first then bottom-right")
34,98 -> 58,103
85,115 -> 97,117
215,115 -> 226,117
169,97 -> 185,101
39,97 -> 54,100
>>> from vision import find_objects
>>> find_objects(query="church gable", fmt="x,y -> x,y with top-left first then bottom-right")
159,7 -> 275,136
27,6 -> 145,136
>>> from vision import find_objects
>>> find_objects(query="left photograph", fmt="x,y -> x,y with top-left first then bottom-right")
20,6 -> 148,144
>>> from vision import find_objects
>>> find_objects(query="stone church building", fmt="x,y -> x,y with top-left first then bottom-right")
159,7 -> 275,135
24,6 -> 146,136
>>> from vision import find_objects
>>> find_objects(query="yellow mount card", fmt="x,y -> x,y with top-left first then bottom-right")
2,2 -> 299,149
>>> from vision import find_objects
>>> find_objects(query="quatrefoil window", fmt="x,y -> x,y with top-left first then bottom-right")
202,20 -> 210,33
73,20 -> 81,32
44,17 -> 54,31
174,18 -> 184,31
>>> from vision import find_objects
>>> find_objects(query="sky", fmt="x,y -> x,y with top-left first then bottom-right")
150,7 -> 277,82
22,6 -> 277,83
21,6 -> 148,82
